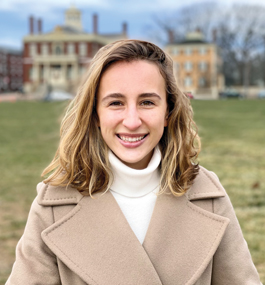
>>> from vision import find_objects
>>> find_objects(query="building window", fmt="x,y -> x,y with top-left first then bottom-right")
10,56 -> 16,64
184,76 -> 192,87
185,61 -> 192,71
29,44 -> 37,56
199,47 -> 207,55
40,66 -> 44,80
79,43 -> 87,56
172,47 -> 178,55
10,67 -> 17,75
199,61 -> 207,71
1,64 -> 7,74
67,43 -> 75,55
41,44 -> 48,55
67,65 -> 72,79
29,67 -> 33,80
79,65 -> 86,75
199,77 -> 206,87
55,46 -> 62,55
185,48 -> 192,55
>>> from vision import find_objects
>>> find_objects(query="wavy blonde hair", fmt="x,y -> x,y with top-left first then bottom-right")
42,39 -> 201,196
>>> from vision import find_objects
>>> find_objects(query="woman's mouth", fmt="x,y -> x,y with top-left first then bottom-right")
118,135 -> 146,142
117,134 -> 148,148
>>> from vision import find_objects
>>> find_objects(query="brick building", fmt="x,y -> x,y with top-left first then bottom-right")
165,31 -> 224,99
23,5 -> 128,94
0,47 -> 23,92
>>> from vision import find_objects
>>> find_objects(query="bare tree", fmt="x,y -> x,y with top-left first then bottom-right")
216,5 -> 265,93
151,2 -> 218,44
151,3 -> 265,91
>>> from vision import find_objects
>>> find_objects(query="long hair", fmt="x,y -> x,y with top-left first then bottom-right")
42,39 -> 201,196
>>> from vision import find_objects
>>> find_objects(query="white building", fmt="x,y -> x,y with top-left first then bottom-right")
23,5 -> 128,94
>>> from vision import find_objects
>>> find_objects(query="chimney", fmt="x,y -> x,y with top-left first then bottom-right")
122,22 -> 127,36
38,18 -> 42,34
168,29 -> 174,44
212,29 -> 217,42
29,16 -> 34,34
93,14 -> 98,34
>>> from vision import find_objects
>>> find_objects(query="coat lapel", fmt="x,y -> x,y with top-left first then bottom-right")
142,168 -> 230,285
42,190 -> 162,285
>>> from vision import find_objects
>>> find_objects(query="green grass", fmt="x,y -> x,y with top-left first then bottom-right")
193,100 -> 265,281
0,100 -> 264,283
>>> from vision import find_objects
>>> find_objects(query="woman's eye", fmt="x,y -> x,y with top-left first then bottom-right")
109,101 -> 123,106
140,100 -> 154,106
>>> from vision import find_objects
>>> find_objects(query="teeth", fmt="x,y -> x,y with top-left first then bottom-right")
120,136 -> 145,142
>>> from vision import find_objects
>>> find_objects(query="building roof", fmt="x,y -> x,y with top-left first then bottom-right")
23,6 -> 127,44
177,39 -> 208,45
53,25 -> 86,35
169,31 -> 210,46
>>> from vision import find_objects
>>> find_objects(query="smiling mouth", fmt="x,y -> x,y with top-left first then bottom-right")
117,134 -> 148,142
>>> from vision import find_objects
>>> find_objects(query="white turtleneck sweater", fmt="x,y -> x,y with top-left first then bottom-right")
109,147 -> 161,244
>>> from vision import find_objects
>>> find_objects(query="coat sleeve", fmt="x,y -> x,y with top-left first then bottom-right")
6,196 -> 61,285
210,175 -> 262,284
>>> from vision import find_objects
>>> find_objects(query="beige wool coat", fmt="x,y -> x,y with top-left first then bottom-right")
6,166 -> 261,285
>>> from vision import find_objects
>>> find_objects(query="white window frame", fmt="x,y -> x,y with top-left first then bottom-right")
185,61 -> 192,71
185,47 -> 192,55
184,76 -> 192,87
199,77 -> 206,87
199,47 -> 207,55
67,43 -> 75,55
29,43 -> 37,56
41,44 -> 48,55
199,61 -> 207,71
79,43 -> 87,56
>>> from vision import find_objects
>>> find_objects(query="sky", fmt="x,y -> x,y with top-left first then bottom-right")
1,0 -> 265,50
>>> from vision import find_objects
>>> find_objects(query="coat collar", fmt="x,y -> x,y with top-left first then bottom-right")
37,182 -> 83,206
37,166 -> 225,207
39,167 -> 229,285
186,166 -> 226,201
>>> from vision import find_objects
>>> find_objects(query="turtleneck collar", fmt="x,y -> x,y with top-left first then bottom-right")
108,147 -> 161,198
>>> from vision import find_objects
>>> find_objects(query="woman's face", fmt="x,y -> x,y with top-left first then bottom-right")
96,60 -> 168,169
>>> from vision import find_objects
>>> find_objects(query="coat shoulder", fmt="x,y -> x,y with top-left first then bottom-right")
186,166 -> 226,201
37,182 -> 84,206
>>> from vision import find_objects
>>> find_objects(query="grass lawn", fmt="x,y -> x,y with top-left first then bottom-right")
0,100 -> 264,283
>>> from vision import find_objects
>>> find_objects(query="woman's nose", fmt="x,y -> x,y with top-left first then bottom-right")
122,107 -> 142,130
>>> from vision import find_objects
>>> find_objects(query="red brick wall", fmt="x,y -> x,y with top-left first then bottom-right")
37,43 -> 41,55
23,64 -> 32,83
24,43 -> 29,57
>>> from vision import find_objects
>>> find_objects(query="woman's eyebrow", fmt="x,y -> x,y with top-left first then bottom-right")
139,93 -> 161,100
101,93 -> 125,102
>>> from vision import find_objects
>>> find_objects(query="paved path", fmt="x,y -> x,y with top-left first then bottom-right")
0,92 -> 36,102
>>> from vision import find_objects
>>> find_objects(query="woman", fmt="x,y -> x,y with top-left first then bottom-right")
7,40 -> 261,285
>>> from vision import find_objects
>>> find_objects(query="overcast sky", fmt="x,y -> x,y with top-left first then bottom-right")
1,0 -> 265,49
